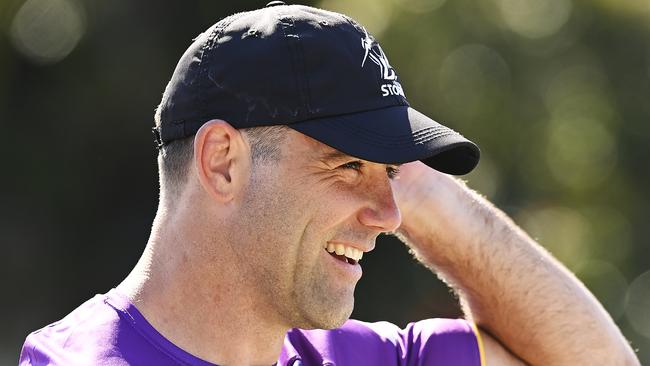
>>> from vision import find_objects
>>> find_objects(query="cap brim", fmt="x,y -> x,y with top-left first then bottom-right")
288,105 -> 480,175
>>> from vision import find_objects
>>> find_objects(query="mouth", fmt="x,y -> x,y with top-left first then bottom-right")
324,242 -> 363,265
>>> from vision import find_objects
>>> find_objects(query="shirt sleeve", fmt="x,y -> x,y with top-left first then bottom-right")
282,318 -> 486,366
18,336 -> 35,366
400,318 -> 484,366
19,333 -> 51,366
353,318 -> 484,366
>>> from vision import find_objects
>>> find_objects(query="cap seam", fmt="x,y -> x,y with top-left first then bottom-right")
293,25 -> 313,114
196,15 -> 241,135
341,123 -> 457,145
294,122 -> 461,150
344,127 -> 457,147
278,15 -> 305,120
291,101 -> 409,124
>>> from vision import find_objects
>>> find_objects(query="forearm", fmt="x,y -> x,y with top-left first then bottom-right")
394,166 -> 639,365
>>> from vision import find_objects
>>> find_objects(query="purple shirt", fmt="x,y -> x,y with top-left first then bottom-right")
20,289 -> 484,365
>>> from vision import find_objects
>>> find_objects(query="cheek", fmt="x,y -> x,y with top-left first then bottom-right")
254,180 -> 367,262
297,190 -> 363,250
316,184 -> 366,223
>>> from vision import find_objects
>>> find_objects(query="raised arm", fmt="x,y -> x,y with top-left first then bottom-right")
391,161 -> 639,366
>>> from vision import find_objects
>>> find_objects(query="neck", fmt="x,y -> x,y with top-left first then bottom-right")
118,206 -> 288,366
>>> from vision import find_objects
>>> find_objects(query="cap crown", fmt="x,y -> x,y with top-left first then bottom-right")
157,5 -> 408,143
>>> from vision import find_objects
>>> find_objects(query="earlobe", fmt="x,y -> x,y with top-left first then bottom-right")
194,120 -> 250,203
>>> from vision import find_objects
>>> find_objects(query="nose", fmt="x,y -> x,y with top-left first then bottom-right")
357,175 -> 402,233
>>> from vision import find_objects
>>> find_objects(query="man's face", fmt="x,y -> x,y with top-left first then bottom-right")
233,130 -> 402,330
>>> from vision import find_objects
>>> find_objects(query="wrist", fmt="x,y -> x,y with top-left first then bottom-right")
395,171 -> 476,244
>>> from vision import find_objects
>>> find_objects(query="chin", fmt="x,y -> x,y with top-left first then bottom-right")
294,298 -> 354,330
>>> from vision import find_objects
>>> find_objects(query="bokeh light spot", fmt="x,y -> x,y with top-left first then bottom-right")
9,0 -> 86,65
625,271 -> 650,339
496,0 -> 572,39
542,65 -> 618,190
593,0 -> 650,19
517,206 -> 590,267
319,0 -> 394,37
544,116 -> 617,190
582,206 -> 632,264
544,65 -> 615,124
439,44 -> 510,121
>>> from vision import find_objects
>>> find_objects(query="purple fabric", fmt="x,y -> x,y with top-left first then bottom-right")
20,289 -> 481,365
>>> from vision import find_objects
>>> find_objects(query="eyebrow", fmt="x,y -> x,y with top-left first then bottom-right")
320,150 -> 353,162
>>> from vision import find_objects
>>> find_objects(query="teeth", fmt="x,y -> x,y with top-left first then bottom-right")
325,242 -> 364,262
335,244 -> 345,255
345,246 -> 354,259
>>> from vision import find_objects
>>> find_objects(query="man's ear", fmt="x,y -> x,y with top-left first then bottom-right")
193,120 -> 250,203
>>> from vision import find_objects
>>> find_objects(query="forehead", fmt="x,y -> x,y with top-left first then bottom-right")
287,129 -> 356,162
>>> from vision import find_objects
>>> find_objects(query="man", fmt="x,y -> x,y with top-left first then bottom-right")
20,3 -> 639,366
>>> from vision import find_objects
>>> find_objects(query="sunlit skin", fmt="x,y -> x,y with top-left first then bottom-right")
118,122 -> 402,366
119,120 -> 640,366
228,128 -> 403,330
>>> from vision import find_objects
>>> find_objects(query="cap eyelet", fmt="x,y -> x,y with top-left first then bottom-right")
266,1 -> 286,7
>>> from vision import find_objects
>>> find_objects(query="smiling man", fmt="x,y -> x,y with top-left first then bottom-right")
19,3 -> 639,366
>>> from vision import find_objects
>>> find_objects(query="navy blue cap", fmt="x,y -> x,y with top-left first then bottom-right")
154,3 -> 480,175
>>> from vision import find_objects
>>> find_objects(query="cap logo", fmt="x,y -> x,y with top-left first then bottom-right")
360,27 -> 405,98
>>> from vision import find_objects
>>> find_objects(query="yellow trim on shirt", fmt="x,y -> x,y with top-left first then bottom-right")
470,322 -> 487,366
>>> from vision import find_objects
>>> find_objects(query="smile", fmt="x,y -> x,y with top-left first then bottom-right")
324,242 -> 364,265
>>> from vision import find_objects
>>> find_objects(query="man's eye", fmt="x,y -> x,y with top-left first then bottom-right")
340,161 -> 363,171
339,162 -> 400,179
387,166 -> 400,179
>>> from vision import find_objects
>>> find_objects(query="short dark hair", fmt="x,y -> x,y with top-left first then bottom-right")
157,135 -> 195,200
154,113 -> 289,200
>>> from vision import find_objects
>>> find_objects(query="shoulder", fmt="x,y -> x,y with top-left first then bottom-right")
19,293 -> 126,366
283,318 -> 484,366
19,289 -> 186,366
399,318 -> 484,365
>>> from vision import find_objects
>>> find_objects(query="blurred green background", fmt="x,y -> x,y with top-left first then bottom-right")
1,0 -> 649,363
